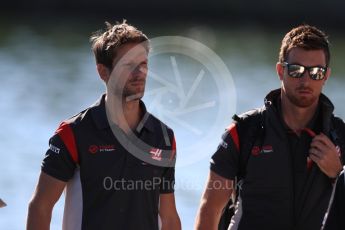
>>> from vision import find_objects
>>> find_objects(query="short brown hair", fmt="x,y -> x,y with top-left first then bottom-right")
90,20 -> 149,70
279,24 -> 330,66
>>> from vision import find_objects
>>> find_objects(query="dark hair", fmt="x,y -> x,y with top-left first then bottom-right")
90,20 -> 149,70
279,24 -> 330,66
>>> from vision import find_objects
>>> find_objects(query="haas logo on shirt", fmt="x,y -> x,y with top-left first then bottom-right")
150,148 -> 162,161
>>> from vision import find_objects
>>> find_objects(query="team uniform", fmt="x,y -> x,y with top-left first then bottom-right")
42,94 -> 176,230
211,89 -> 345,230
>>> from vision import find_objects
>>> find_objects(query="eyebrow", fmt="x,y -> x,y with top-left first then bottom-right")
120,59 -> 148,66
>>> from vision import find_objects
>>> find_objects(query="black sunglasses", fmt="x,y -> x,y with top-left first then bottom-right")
281,62 -> 327,80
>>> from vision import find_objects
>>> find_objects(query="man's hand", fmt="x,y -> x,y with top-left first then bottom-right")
0,199 -> 6,208
309,133 -> 342,178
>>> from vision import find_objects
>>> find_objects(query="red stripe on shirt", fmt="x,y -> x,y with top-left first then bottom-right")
227,123 -> 240,152
55,122 -> 79,163
169,135 -> 176,160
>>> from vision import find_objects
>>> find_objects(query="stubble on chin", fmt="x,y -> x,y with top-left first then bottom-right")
125,92 -> 144,102
285,91 -> 317,108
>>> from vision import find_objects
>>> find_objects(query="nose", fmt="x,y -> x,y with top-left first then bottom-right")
133,65 -> 147,75
300,70 -> 312,84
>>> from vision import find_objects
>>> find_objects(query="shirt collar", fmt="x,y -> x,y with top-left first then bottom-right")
275,96 -> 320,132
90,94 -> 155,132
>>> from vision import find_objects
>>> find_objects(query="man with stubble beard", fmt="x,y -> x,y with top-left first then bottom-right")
195,24 -> 345,230
27,21 -> 181,230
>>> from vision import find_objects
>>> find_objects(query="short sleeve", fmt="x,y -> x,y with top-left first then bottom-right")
41,123 -> 77,182
160,130 -> 176,194
160,167 -> 175,194
210,123 -> 240,180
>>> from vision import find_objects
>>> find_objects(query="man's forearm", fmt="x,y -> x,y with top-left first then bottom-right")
195,171 -> 233,230
26,172 -> 66,230
160,209 -> 182,230
195,200 -> 221,230
161,217 -> 182,230
26,202 -> 52,230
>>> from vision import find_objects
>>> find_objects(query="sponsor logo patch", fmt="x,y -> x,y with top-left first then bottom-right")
251,145 -> 274,156
49,144 -> 60,154
251,146 -> 261,156
220,140 -> 228,149
262,145 -> 273,153
89,145 -> 115,154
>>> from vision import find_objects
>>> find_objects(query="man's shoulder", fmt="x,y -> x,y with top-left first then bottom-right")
55,100 -> 102,134
331,115 -> 345,136
232,107 -> 266,126
332,115 -> 345,124
61,108 -> 92,128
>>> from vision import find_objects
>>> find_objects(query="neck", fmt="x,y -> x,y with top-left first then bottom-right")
281,95 -> 318,132
105,93 -> 142,133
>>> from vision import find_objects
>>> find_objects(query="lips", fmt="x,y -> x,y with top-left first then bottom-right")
297,88 -> 313,95
299,90 -> 312,94
129,80 -> 145,86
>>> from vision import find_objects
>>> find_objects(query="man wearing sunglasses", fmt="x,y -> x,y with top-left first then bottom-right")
195,25 -> 345,230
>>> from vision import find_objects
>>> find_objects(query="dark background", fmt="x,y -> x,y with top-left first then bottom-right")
1,0 -> 345,31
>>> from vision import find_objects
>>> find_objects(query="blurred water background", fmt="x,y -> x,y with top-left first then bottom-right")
1,13 -> 345,230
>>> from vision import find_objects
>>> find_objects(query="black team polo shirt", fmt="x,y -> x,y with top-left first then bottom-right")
41,94 -> 176,230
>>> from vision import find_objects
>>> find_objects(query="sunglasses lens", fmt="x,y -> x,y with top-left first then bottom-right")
309,67 -> 326,80
284,62 -> 327,80
287,64 -> 305,78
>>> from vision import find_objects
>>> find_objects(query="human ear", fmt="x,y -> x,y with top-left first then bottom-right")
97,64 -> 111,83
324,67 -> 331,84
276,62 -> 284,81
